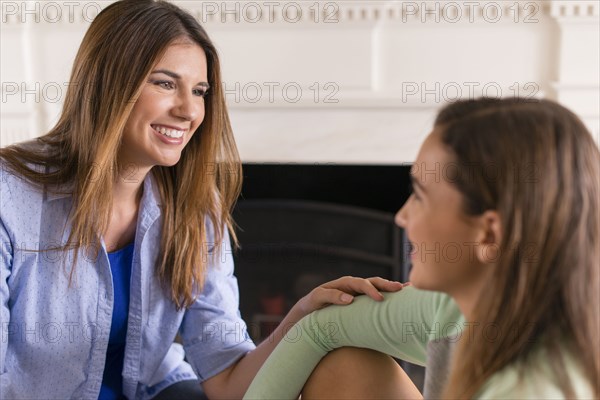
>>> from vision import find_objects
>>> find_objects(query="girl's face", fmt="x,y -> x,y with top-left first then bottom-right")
120,40 -> 209,170
395,131 -> 495,299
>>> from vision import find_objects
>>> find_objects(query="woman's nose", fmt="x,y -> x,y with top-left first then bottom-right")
173,91 -> 200,121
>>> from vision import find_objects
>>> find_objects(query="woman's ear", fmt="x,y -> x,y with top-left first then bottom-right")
476,210 -> 502,264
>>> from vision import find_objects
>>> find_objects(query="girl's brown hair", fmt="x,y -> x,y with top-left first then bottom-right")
436,98 -> 599,398
0,0 -> 241,310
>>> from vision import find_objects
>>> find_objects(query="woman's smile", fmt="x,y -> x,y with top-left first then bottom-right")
150,124 -> 186,145
150,124 -> 188,139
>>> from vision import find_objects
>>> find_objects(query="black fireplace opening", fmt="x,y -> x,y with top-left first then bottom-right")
233,163 -> 413,341
237,163 -> 412,213
232,162 -> 426,389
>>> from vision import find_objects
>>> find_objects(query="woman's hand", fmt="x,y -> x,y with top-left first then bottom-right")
294,276 -> 411,317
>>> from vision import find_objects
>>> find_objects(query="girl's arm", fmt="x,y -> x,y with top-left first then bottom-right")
244,286 -> 462,400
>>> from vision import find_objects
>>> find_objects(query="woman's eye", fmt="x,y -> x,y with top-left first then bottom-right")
155,80 -> 175,90
193,88 -> 208,97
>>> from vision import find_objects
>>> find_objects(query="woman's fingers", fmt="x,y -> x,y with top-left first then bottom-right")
298,276 -> 410,315
313,287 -> 356,308
321,276 -> 404,302
366,277 -> 406,292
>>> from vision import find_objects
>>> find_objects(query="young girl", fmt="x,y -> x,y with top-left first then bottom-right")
244,98 -> 600,399
0,1 -> 404,399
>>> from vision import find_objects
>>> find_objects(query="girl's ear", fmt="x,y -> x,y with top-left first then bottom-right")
476,210 -> 502,264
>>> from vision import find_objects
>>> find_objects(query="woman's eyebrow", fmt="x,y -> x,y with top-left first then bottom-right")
150,69 -> 209,87
410,174 -> 427,193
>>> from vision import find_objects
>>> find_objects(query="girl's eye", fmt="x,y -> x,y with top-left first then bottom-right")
408,184 -> 420,201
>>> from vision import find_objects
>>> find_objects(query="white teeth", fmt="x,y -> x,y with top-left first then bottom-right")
152,125 -> 185,139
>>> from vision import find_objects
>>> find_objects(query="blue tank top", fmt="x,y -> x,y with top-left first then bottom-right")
98,242 -> 135,400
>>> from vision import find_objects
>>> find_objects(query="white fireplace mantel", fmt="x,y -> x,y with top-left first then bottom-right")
1,1 -> 598,163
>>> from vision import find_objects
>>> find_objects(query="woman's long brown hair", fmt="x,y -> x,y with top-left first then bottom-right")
0,0 -> 242,310
436,98 -> 599,398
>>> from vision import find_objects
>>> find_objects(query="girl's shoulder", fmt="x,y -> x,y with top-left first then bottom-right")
477,347 -> 594,399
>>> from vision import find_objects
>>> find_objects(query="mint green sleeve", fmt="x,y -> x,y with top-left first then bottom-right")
244,287 -> 462,400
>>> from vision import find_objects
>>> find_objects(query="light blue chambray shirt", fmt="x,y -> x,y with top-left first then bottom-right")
0,146 -> 256,399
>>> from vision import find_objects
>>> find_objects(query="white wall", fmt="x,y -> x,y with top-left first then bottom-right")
1,0 -> 598,163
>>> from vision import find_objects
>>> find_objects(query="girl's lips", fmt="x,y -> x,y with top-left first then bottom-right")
408,241 -> 417,259
151,125 -> 184,145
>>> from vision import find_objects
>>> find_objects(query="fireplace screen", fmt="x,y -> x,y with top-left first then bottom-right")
233,199 -> 407,341
229,163 -> 423,389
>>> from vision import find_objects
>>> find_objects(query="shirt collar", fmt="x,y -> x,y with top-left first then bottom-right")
44,181 -> 75,202
139,170 -> 161,220
44,170 -> 162,220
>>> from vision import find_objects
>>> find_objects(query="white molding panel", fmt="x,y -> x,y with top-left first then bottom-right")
1,0 -> 599,161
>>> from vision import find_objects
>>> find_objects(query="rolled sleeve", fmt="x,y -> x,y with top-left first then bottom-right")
143,344 -> 198,400
0,216 -> 13,376
179,228 -> 256,381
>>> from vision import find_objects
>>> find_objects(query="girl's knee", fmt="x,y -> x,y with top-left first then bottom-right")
302,347 -> 423,399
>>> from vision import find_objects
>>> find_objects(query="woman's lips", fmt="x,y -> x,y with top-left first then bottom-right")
151,125 -> 184,145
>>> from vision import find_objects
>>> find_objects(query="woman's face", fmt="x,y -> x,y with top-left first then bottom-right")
395,131 -> 491,297
120,40 -> 208,170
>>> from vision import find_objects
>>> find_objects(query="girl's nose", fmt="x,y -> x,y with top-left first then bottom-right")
394,202 -> 408,228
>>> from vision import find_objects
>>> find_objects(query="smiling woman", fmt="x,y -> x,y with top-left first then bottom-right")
0,1 -> 407,399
